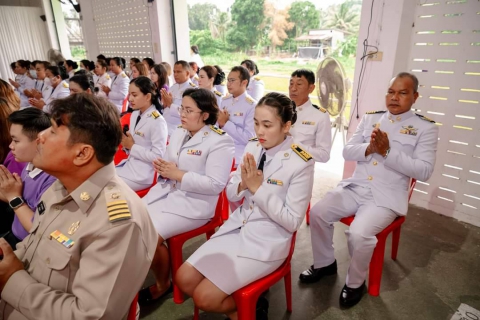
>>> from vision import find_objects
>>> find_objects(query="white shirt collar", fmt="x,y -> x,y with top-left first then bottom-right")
26,162 -> 44,178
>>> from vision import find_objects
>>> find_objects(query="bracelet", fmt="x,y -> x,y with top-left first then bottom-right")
383,148 -> 391,159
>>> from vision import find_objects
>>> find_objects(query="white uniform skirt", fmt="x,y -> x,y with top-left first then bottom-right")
143,197 -> 210,239
116,162 -> 152,192
186,228 -> 284,295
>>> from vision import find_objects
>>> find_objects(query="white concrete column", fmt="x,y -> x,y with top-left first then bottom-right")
172,0 -> 190,62
77,0 -> 100,60
50,0 -> 71,59
40,0 -> 59,50
343,0 -> 417,179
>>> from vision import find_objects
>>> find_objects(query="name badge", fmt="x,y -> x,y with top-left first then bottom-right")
187,149 -> 202,156
37,201 -> 46,215
302,121 -> 316,125
267,178 -> 283,186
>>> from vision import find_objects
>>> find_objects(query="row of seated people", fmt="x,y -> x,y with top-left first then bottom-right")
0,71 -> 438,319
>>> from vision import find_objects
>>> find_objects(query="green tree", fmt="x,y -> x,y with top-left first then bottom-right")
227,0 -> 265,51
288,1 -> 320,37
210,12 -> 230,43
322,1 -> 361,35
188,3 -> 219,31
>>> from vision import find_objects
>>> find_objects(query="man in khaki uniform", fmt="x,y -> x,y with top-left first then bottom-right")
0,93 -> 158,319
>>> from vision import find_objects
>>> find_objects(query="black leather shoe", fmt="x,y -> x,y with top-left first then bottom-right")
339,282 -> 366,308
299,260 -> 337,283
256,296 -> 269,320
138,281 -> 173,305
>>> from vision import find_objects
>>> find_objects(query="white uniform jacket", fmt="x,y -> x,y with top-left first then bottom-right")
215,136 -> 315,262
144,125 -> 234,220
17,74 -> 35,108
290,99 -> 332,163
163,80 -> 197,136
108,72 -> 129,113
43,81 -> 70,113
117,106 -> 168,186
340,110 -> 439,215
95,73 -> 112,99
246,76 -> 265,101
220,92 -> 256,166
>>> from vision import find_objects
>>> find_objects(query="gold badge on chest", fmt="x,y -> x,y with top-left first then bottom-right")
68,221 -> 81,235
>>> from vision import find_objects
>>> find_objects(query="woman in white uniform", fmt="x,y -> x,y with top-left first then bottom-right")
103,57 -> 129,113
9,60 -> 35,108
138,88 -> 234,304
116,76 -> 168,191
29,66 -> 70,113
176,92 -> 315,319
197,65 -> 225,108
94,60 -> 111,98
69,74 -> 95,94
241,59 -> 265,101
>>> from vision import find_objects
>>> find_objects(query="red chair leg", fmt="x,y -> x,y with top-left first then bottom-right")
235,293 -> 258,320
391,226 -> 402,260
368,235 -> 387,296
206,229 -> 215,240
168,239 -> 186,304
284,268 -> 292,312
127,293 -> 138,320
193,306 -> 199,320
306,203 -> 311,225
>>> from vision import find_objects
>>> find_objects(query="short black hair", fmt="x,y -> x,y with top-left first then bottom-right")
97,54 -> 106,60
8,108 -> 51,141
130,76 -> 162,112
257,92 -> 297,125
47,65 -> 69,80
230,66 -> 250,86
10,62 -> 16,71
49,93 -> 122,165
174,60 -> 190,71
182,88 -> 219,125
111,57 -> 125,69
291,69 -> 315,85
241,59 -> 259,75
142,57 -> 155,69
395,72 -> 419,93
70,74 -> 95,92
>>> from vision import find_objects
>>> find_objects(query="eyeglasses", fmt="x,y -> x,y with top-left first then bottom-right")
178,106 -> 203,116
227,78 -> 239,83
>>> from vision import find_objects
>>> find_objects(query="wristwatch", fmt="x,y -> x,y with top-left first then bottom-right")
9,196 -> 25,210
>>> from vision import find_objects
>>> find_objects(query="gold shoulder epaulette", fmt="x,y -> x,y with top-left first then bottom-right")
104,185 -> 131,223
121,72 -> 127,78
151,110 -> 160,119
194,74 -> 199,80
210,125 -> 225,135
312,104 -> 327,113
291,144 -> 312,162
249,137 -> 258,141
105,74 -> 111,80
62,82 -> 69,88
365,110 -> 386,114
214,90 -> 222,97
416,113 -> 436,123
254,76 -> 261,81
190,82 -> 197,87
246,96 -> 254,104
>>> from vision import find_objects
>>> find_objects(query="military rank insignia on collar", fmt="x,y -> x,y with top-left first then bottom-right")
267,178 -> 283,186
107,200 -> 131,223
291,144 -> 312,162
209,125 -> 225,135
187,149 -> 202,156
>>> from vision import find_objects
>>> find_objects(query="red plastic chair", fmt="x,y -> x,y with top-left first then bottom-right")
135,174 -> 158,198
193,232 -> 297,320
167,190 -> 227,304
127,293 -> 139,320
114,113 -> 132,165
221,159 -> 236,222
306,203 -> 311,225
339,179 -> 417,296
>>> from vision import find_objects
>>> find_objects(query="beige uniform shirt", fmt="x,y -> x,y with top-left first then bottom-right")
0,163 -> 158,320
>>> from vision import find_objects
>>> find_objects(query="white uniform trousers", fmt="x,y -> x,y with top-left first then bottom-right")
310,184 -> 397,288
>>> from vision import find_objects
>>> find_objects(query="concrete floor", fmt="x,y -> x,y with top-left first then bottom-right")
139,132 -> 480,320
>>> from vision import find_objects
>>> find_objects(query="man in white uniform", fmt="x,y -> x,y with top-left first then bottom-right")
300,72 -> 439,307
289,69 -> 332,163
161,61 -> 197,136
